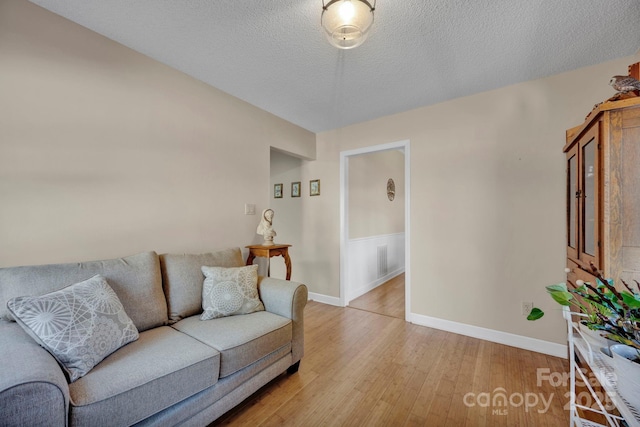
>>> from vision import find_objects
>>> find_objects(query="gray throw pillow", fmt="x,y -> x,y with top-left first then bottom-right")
7,274 -> 139,382
200,265 -> 264,320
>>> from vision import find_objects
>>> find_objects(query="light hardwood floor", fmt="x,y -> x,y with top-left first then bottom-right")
211,301 -> 571,426
348,273 -> 405,319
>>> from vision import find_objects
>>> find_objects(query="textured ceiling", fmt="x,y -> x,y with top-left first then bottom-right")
28,0 -> 640,133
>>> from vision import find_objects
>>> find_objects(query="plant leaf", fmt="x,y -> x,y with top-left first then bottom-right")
527,307 -> 544,321
548,289 -> 573,306
620,291 -> 640,309
546,283 -> 568,292
573,285 -> 588,293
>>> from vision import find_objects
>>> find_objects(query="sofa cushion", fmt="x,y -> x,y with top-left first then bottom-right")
7,275 -> 139,382
0,251 -> 167,332
172,311 -> 292,378
68,326 -> 220,426
200,265 -> 264,320
160,248 -> 245,323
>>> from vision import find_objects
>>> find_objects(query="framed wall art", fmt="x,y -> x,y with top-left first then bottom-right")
274,183 -> 283,199
291,181 -> 301,198
310,179 -> 320,196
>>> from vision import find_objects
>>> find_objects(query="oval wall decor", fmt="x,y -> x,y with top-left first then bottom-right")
387,178 -> 395,201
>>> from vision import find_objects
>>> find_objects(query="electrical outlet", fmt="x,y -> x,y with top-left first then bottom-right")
521,302 -> 534,316
244,204 -> 256,215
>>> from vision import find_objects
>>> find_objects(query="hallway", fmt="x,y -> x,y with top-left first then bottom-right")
348,273 -> 405,319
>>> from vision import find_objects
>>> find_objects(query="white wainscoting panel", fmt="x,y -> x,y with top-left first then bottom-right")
346,232 -> 405,303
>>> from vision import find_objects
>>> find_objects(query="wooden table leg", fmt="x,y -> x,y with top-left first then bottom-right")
283,251 -> 291,280
246,253 -> 256,266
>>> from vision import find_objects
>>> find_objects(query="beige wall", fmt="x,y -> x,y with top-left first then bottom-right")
297,53 -> 640,344
348,150 -> 404,239
0,0 -> 315,267
4,0 -> 640,347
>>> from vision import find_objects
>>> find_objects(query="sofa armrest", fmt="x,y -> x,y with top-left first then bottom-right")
0,321 -> 69,427
258,277 -> 307,365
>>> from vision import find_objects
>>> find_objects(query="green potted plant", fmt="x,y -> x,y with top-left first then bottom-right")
528,263 -> 640,411
527,263 -> 640,350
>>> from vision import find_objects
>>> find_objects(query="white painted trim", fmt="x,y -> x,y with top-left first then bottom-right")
339,148 -> 348,307
340,140 -> 410,157
308,292 -> 342,307
410,313 -> 568,359
403,142 -> 411,322
340,139 -> 411,318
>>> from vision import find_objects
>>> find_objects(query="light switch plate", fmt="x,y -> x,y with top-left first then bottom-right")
245,204 -> 256,215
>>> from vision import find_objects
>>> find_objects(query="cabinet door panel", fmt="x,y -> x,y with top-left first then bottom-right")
622,127 -> 640,247
567,146 -> 579,261
566,122 -> 600,270
582,137 -> 596,256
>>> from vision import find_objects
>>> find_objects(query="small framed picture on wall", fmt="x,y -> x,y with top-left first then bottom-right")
310,179 -> 320,196
274,183 -> 283,199
291,182 -> 301,197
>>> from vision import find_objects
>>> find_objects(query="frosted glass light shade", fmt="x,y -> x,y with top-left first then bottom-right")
321,0 -> 375,49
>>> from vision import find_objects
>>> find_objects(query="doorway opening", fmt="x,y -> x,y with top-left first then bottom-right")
339,140 -> 411,322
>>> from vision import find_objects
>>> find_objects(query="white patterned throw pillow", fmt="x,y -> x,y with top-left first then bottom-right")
7,275 -> 139,382
200,265 -> 264,320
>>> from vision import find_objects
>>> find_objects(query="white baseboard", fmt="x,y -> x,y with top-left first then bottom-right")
410,313 -> 568,359
348,268 -> 405,302
306,295 -> 567,358
308,292 -> 342,307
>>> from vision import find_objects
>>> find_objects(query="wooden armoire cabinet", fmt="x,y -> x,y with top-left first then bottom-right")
564,64 -> 640,287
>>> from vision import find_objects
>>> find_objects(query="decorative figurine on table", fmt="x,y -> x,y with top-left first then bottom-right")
256,208 -> 277,246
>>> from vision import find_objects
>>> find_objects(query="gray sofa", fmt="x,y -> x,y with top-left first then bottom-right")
0,248 -> 307,426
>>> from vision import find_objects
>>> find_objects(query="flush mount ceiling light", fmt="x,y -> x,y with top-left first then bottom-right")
321,0 -> 375,49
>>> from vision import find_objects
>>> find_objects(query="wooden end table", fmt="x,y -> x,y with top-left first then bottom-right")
245,244 -> 292,280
